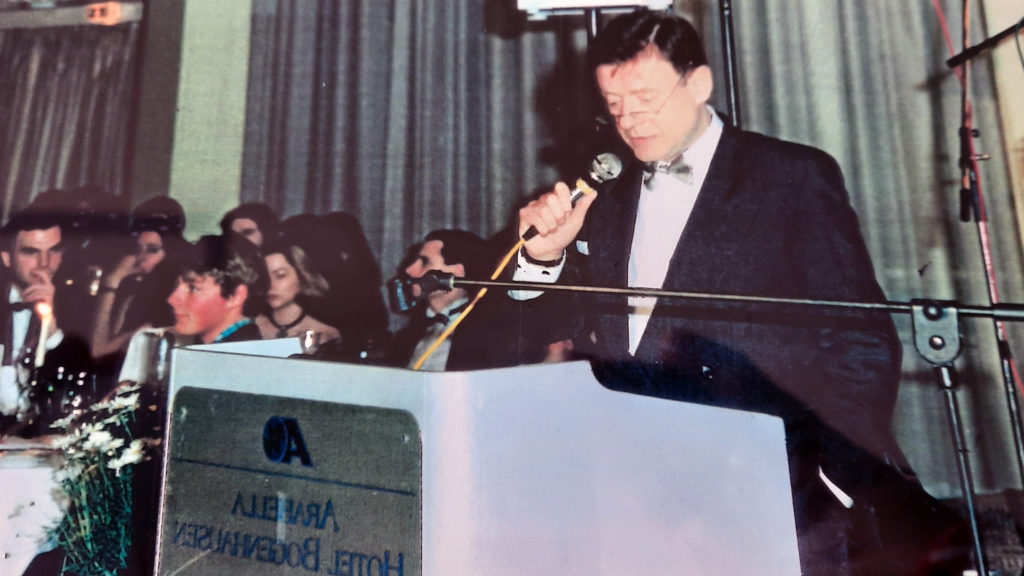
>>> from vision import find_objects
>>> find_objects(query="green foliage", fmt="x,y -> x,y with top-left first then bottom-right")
49,385 -> 157,576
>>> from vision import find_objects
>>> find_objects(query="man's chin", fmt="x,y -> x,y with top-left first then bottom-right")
628,144 -> 663,163
173,322 -> 195,337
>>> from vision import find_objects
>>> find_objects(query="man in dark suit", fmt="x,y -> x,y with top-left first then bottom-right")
515,10 -> 964,576
0,207 -> 91,437
389,229 -> 515,371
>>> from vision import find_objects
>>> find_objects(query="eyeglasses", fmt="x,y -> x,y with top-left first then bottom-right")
597,74 -> 685,126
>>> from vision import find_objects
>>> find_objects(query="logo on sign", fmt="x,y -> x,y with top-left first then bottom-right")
263,417 -> 313,467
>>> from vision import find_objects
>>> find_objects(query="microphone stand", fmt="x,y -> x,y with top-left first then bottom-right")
718,0 -> 742,128
945,15 -> 1024,69
946,5 -> 1024,549
422,271 -> 1018,574
430,273 -> 1024,321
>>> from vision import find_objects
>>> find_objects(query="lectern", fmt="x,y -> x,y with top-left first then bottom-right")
156,341 -> 801,575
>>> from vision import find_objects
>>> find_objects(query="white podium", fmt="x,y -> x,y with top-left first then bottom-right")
157,343 -> 801,575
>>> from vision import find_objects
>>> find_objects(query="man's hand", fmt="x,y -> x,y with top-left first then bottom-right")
20,269 -> 55,307
106,254 -> 141,290
517,182 -> 598,262
22,269 -> 60,334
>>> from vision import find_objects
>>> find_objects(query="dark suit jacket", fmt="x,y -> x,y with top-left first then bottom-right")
553,125 -> 969,574
575,125 -> 901,461
546,124 -> 910,502
387,289 -> 538,371
0,274 -> 94,437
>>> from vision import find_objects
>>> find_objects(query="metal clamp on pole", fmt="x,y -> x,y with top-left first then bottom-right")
911,299 -> 988,573
911,300 -> 962,367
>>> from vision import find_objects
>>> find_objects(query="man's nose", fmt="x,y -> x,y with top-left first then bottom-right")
616,110 -> 638,130
167,285 -> 183,306
405,263 -> 422,278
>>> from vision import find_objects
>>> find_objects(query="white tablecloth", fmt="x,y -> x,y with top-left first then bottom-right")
0,449 -> 66,576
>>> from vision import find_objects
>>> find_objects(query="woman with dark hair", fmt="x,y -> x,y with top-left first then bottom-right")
90,197 -> 187,358
253,237 -> 340,342
219,203 -> 279,247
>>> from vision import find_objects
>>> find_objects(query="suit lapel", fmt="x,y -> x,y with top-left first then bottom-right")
586,164 -> 644,355
633,126 -> 747,358
660,126 -> 746,292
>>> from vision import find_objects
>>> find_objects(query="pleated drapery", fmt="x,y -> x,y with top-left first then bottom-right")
0,22 -> 140,220
241,0 -> 1024,497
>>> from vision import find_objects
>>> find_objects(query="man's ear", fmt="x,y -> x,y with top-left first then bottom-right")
686,65 -> 714,106
228,284 -> 249,311
0,251 -> 9,269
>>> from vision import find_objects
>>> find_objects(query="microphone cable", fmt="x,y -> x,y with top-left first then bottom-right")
410,153 -> 622,370
410,238 -> 523,371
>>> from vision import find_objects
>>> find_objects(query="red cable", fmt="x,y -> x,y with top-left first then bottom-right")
930,0 -> 1024,394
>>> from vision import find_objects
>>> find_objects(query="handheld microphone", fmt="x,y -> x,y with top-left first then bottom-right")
387,277 -> 417,312
522,152 -> 623,241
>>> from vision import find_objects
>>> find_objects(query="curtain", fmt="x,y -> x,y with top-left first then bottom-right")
0,22 -> 141,221
716,0 -> 1023,498
243,0 -> 597,279
243,0 -> 1022,497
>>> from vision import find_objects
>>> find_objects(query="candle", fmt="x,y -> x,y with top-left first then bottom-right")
34,302 -> 52,368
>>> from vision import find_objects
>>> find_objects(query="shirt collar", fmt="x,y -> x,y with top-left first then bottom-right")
426,296 -> 470,322
681,106 -> 724,186
7,286 -> 26,309
213,318 -> 253,343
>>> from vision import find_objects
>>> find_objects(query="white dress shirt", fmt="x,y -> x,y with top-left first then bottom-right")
0,286 -> 65,416
408,296 -> 470,371
627,110 -> 723,353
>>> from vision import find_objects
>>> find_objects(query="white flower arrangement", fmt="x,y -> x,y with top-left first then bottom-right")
48,383 -> 160,576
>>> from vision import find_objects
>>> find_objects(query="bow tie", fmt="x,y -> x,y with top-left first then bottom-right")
426,301 -> 469,326
10,302 -> 32,312
426,312 -> 450,327
642,154 -> 693,185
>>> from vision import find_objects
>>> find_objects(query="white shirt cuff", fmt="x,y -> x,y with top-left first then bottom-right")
509,249 -> 565,300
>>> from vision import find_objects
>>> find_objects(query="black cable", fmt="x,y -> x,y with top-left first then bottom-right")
1016,16 -> 1024,73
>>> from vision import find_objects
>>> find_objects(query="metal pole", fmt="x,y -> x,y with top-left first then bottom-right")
585,8 -> 599,44
718,0 -> 742,128
950,0 -> 1024,502
938,366 -> 989,575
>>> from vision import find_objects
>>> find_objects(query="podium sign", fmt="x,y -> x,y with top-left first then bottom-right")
157,345 -> 801,575
158,388 -> 420,575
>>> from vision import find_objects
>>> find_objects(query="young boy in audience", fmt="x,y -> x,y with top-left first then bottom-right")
166,234 -> 267,343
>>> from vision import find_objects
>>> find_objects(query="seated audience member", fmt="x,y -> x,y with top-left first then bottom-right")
253,237 -> 341,342
29,186 -> 130,345
278,212 -> 389,355
91,196 -> 188,358
166,234 -> 267,344
387,229 -> 517,371
219,202 -> 279,247
0,204 -> 94,436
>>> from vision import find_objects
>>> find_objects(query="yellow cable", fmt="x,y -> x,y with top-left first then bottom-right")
411,238 -> 524,371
